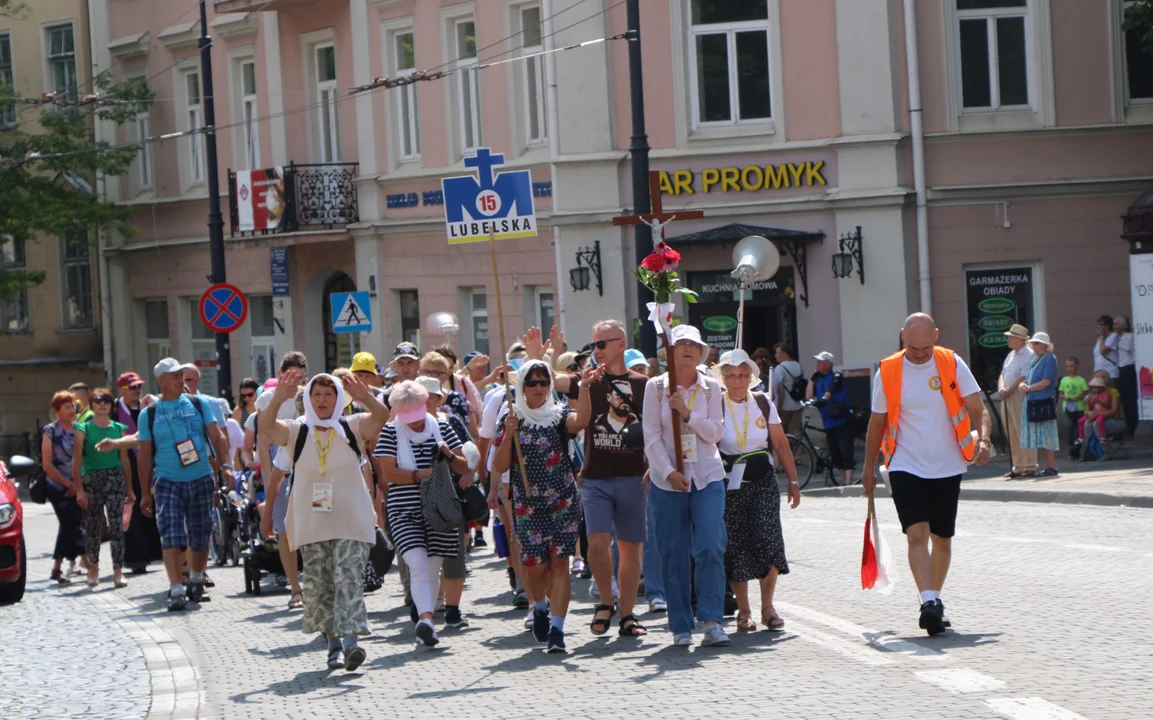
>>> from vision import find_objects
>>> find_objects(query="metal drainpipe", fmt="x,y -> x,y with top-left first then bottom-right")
904,0 -> 931,314
543,0 -> 566,336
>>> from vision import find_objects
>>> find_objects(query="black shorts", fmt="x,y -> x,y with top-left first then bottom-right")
825,423 -> 856,471
886,471 -> 962,538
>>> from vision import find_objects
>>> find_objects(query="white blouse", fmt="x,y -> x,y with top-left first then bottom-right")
718,393 -> 780,458
642,371 -> 725,492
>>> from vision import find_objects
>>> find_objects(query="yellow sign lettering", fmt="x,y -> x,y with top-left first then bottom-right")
805,160 -> 827,186
701,168 -> 721,193
720,167 -> 741,193
660,159 -> 827,194
787,163 -> 805,187
741,166 -> 764,191
764,164 -> 790,189
673,169 -> 694,195
659,171 -> 675,196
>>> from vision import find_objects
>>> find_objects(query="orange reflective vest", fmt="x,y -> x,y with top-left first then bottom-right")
879,346 -> 975,466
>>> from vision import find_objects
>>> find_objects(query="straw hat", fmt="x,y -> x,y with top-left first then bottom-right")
1004,324 -> 1029,340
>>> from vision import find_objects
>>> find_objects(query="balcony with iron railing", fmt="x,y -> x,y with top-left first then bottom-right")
227,162 -> 359,237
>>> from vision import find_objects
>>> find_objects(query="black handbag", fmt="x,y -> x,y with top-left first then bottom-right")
1026,397 -> 1057,423
369,526 -> 395,576
421,457 -> 464,532
28,467 -> 48,505
459,483 -> 490,524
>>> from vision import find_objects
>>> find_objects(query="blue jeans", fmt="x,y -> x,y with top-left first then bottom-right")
650,481 -> 727,634
642,494 -> 665,601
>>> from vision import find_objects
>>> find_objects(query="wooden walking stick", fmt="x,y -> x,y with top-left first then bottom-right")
488,231 -> 532,498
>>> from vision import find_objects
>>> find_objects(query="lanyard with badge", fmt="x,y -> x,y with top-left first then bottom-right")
724,394 -> 750,491
679,386 -> 700,465
161,402 -> 201,468
311,428 -> 335,512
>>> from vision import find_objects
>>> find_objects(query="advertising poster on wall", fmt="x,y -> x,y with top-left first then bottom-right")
1130,254 -> 1153,421
236,167 -> 286,232
965,267 -> 1035,390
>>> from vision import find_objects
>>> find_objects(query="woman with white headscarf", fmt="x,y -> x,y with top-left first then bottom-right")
374,380 -> 471,648
258,369 -> 388,672
491,359 -> 592,653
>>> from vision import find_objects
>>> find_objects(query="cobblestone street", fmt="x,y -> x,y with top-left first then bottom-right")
3,493 -> 1150,719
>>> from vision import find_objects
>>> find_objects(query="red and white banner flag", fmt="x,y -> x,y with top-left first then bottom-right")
861,489 -> 897,594
236,167 -> 286,232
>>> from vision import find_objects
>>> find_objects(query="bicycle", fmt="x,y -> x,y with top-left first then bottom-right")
785,401 -> 860,490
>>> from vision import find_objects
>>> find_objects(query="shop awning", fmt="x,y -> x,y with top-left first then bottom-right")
665,223 -> 825,307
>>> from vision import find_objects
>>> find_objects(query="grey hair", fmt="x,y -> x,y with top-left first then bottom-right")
592,319 -> 626,336
388,379 -> 429,414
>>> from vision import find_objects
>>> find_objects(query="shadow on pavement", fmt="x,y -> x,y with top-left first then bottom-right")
407,685 -> 510,700
630,632 -> 796,683
247,632 -> 321,661
890,631 -> 1003,651
227,668 -> 368,703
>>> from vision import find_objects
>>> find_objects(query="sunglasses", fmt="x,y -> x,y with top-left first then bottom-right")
523,379 -> 550,388
593,338 -> 623,350
124,383 -> 143,390
240,392 -> 256,399
91,397 -> 113,405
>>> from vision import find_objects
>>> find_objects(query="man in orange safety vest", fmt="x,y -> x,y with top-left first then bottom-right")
862,313 -> 992,636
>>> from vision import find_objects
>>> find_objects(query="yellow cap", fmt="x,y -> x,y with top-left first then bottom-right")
350,352 -> 378,375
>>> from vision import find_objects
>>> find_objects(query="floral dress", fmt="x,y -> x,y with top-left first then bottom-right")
498,406 -> 582,567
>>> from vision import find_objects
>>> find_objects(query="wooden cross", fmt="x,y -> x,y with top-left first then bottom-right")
612,171 -> 704,243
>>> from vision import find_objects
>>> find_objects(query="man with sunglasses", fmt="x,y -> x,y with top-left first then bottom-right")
116,372 -> 163,574
543,320 -> 651,637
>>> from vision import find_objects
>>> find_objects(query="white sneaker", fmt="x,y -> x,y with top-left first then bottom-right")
571,558 -> 585,574
611,578 -> 620,601
701,624 -> 731,647
588,583 -> 600,600
648,598 -> 667,613
673,632 -> 693,646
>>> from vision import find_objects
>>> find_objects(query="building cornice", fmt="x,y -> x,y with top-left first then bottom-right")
210,13 -> 257,39
928,176 -> 1153,202
108,32 -> 149,61
158,20 -> 201,51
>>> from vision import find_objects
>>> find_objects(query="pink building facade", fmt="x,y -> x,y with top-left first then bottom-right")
92,0 -> 1153,397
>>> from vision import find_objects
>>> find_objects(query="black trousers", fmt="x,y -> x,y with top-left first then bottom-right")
1118,365 -> 1139,437
47,486 -> 85,562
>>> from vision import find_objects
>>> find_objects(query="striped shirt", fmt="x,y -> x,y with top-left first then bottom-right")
375,419 -> 463,557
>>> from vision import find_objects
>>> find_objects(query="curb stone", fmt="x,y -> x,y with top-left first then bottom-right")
802,484 -> 1153,508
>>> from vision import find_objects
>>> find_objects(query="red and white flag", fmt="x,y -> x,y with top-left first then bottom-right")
861,489 -> 897,595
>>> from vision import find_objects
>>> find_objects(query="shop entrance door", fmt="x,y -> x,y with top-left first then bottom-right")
686,267 -> 798,357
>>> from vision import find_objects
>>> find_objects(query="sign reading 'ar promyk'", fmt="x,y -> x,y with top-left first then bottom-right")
441,148 -> 538,244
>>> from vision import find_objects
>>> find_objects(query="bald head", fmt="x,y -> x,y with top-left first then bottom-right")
901,313 -> 939,365
182,364 -> 201,394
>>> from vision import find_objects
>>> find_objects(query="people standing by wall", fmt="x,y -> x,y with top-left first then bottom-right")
1093,315 -> 1120,387
42,390 -> 85,584
1018,333 -> 1060,478
1114,316 -> 1138,438
997,325 -> 1037,479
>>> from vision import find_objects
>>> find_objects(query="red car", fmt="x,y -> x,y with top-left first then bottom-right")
0,455 -> 33,604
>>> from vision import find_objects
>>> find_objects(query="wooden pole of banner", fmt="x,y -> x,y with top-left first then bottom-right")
662,328 -> 685,476
488,231 -> 531,497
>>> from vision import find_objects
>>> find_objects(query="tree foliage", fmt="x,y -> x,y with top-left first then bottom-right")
1125,0 -> 1153,52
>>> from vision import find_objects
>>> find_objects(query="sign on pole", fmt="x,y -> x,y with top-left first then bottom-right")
441,148 -> 538,244
1130,253 -> 1153,421
199,283 -> 249,334
236,167 -> 287,232
331,291 -> 372,334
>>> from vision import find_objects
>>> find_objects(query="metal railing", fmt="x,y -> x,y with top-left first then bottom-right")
228,161 -> 359,236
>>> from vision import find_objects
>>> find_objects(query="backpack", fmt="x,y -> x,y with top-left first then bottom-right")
780,365 -> 807,403
145,395 -> 208,459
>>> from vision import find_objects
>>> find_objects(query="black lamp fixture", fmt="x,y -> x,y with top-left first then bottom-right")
571,240 -> 603,296
831,225 -> 864,285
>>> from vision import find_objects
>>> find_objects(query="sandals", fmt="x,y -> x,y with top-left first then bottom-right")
50,569 -> 73,585
288,593 -> 304,609
113,577 -> 128,589
762,612 -> 785,631
618,614 -> 648,637
590,604 -> 615,635
736,613 -> 757,632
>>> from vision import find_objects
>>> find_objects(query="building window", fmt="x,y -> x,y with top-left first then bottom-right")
185,71 -> 204,184
46,25 -> 77,101
241,61 -> 260,168
134,112 -> 153,190
189,301 -> 218,397
453,19 -> 482,152
535,288 -> 554,331
392,30 -> 420,160
1124,1 -> 1153,103
399,289 -> 420,346
519,6 -> 548,145
688,0 -> 772,128
0,236 -> 30,333
0,34 -> 14,126
249,294 -> 276,384
470,288 -> 489,355
60,231 -> 93,330
145,300 -> 170,391
314,45 -> 339,163
956,0 -> 1030,111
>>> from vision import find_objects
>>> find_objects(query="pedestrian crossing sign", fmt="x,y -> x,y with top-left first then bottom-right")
331,291 -> 372,334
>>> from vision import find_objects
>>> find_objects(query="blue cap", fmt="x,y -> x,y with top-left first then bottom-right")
624,348 -> 648,369
462,351 -> 481,367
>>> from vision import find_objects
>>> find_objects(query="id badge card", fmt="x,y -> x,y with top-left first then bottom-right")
728,462 -> 746,491
680,430 -> 698,464
175,439 -> 200,467
311,482 -> 333,512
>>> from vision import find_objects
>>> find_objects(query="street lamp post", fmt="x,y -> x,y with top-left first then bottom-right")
626,0 -> 655,358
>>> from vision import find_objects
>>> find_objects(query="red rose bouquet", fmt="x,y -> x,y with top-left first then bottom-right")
629,241 -> 697,304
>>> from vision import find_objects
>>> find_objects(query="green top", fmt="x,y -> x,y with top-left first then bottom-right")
76,419 -> 128,475
1058,375 -> 1090,412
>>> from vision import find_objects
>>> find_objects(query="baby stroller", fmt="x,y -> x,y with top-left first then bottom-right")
241,469 -> 300,595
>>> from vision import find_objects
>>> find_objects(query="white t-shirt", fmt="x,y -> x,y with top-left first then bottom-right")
1118,332 -> 1135,368
871,353 -> 981,479
479,386 -> 510,485
1093,332 -> 1120,378
225,418 -> 244,461
719,393 -> 780,460
772,360 -> 804,412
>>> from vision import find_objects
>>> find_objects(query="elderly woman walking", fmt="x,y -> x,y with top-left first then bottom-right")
715,350 -> 801,631
42,390 -> 86,584
259,369 -> 388,671
492,360 -> 592,652
374,380 -> 471,648
1019,332 -> 1060,477
643,325 -> 729,647
72,387 -> 134,588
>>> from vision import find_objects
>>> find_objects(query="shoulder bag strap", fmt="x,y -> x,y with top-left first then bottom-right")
752,391 -> 773,424
291,423 -> 309,470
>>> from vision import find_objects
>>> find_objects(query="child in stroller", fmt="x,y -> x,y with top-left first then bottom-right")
245,449 -> 303,605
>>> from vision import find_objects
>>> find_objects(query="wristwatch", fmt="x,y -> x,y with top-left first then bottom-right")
221,463 -> 234,470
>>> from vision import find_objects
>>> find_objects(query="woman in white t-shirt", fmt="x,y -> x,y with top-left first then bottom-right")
715,350 -> 801,633
1093,315 -> 1120,383
258,370 -> 389,672
1114,315 -> 1138,437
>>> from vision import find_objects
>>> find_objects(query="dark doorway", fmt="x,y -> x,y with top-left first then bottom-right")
322,272 -> 356,372
686,267 -> 798,357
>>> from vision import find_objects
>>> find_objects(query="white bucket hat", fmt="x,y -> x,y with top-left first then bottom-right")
416,376 -> 444,397
669,324 -> 709,359
714,349 -> 760,380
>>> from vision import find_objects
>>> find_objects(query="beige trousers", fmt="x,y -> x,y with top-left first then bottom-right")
1002,391 -> 1037,474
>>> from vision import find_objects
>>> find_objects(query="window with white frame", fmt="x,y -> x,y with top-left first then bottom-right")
46,25 -> 77,101
249,294 -> 276,383
145,300 -> 170,391
956,0 -> 1031,111
0,235 -> 30,333
240,60 -> 260,168
0,34 -> 14,126
1123,1 -> 1153,103
688,0 -> 772,127
392,30 -> 420,160
469,288 -> 489,355
519,6 -> 547,144
60,231 -> 93,329
534,287 -> 554,331
185,71 -> 204,184
134,111 -> 153,190
453,19 -> 482,152
314,45 -> 339,162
